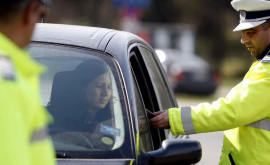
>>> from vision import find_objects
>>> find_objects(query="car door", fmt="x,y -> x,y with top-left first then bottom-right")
128,43 -> 178,152
137,44 -> 178,110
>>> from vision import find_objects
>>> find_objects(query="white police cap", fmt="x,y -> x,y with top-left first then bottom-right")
231,0 -> 270,31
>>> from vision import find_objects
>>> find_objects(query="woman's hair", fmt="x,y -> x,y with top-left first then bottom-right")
73,59 -> 109,88
49,59 -> 109,102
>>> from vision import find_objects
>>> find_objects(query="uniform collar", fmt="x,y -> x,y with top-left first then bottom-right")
257,44 -> 270,60
0,32 -> 44,76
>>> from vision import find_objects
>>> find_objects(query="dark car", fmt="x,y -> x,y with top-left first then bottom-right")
30,23 -> 202,165
156,49 -> 220,95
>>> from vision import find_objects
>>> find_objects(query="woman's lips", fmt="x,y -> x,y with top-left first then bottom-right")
99,99 -> 108,104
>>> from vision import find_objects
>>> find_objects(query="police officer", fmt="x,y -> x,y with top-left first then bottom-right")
150,0 -> 270,164
0,0 -> 55,165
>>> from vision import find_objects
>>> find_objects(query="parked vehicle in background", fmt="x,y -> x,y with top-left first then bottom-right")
156,49 -> 220,95
30,23 -> 202,165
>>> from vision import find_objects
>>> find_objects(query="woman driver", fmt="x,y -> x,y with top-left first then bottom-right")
48,59 -> 115,149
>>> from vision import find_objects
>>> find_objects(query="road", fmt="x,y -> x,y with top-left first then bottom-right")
175,85 -> 233,165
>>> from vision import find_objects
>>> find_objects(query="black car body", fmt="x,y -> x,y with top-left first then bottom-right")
30,23 -> 202,165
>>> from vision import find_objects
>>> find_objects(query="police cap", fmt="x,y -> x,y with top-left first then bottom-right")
231,0 -> 270,31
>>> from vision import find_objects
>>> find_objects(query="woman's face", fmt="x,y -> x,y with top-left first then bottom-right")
85,72 -> 112,110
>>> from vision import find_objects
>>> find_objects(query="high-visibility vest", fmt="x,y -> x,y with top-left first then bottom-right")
0,32 -> 56,165
169,53 -> 270,165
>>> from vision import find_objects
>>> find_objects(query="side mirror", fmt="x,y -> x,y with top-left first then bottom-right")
146,139 -> 202,165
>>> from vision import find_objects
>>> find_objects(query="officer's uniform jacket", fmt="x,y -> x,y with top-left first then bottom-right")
0,32 -> 55,165
169,46 -> 270,165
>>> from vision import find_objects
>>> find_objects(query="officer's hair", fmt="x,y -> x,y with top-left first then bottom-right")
0,2 -> 29,23
262,19 -> 270,31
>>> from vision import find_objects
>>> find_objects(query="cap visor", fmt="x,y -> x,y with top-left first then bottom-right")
233,20 -> 266,31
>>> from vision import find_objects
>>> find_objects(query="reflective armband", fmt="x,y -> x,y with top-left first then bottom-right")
169,107 -> 196,135
247,119 -> 270,132
30,127 -> 49,143
0,56 -> 15,80
181,107 -> 196,134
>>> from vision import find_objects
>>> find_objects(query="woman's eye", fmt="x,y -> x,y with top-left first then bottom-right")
95,84 -> 103,88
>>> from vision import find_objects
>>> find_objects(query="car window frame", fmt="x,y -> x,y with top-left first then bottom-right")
128,43 -> 167,150
137,44 -> 180,140
130,67 -> 155,152
29,42 -> 134,159
137,44 -> 178,110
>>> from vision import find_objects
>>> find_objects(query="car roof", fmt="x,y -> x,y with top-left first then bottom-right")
32,23 -> 118,49
32,23 -> 150,51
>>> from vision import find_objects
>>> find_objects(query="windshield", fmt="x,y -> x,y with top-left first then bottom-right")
29,43 -> 132,159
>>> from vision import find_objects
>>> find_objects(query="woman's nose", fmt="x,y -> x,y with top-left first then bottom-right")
102,87 -> 110,96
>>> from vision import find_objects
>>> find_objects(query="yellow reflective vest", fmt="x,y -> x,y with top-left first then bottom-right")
0,33 -> 56,165
169,56 -> 270,165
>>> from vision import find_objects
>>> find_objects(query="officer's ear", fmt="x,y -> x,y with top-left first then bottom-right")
22,1 -> 45,26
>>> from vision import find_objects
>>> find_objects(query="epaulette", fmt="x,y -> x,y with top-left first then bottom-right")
0,53 -> 15,80
261,55 -> 270,63
261,49 -> 270,63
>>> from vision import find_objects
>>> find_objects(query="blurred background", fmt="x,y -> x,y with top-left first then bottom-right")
45,0 -> 256,164
46,0 -> 255,84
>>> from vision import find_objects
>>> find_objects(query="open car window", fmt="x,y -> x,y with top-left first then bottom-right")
28,43 -> 132,159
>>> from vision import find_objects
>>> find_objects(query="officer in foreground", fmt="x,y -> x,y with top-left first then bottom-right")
150,0 -> 270,164
0,0 -> 55,165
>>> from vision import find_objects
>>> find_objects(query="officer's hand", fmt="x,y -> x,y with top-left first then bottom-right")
149,110 -> 170,129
